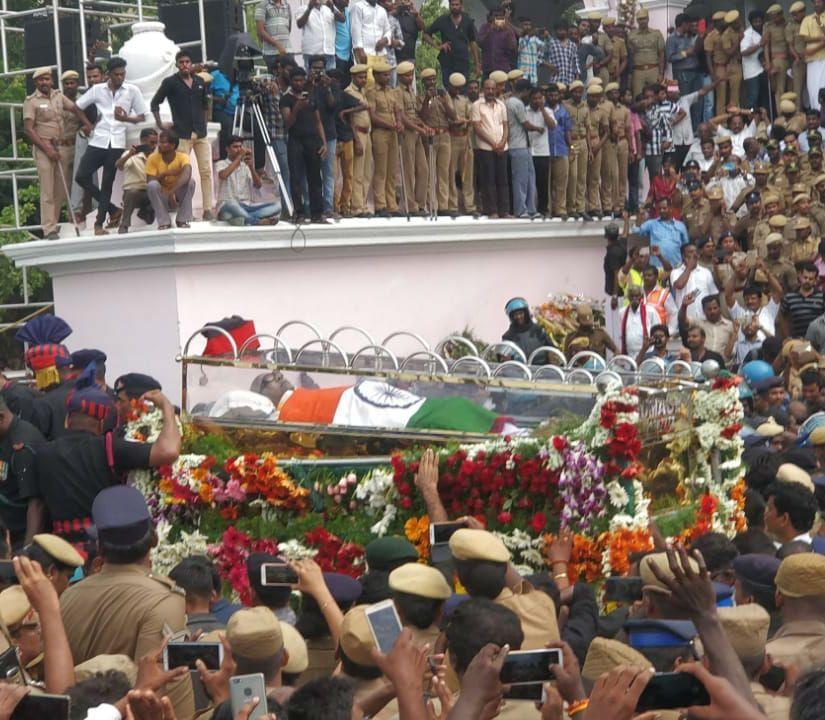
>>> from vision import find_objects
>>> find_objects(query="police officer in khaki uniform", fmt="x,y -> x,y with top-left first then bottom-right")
788,1 -> 808,103
60,486 -> 194,719
722,11 -> 744,107
366,59 -> 401,218
627,9 -> 665,98
605,19 -> 628,86
338,605 -> 394,704
420,67 -> 455,214
0,585 -> 43,683
388,562 -> 450,648
765,232 -> 799,291
396,61 -> 430,216
607,82 -> 630,216
346,64 -> 373,218
704,12 -> 728,113
447,72 -> 476,217
765,5 -> 790,111
448,528 -> 560,650
585,84 -> 609,218
767,553 -> 825,673
682,182 -> 712,242
599,83 -> 618,217
788,215 -> 820,263
22,67 -> 91,239
752,192 -> 781,257
718,605 -> 792,720
590,13 -> 613,86
564,80 -> 589,220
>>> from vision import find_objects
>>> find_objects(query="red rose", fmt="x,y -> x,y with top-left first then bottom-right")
399,496 -> 412,509
497,511 -> 513,525
530,512 -> 548,534
552,436 -> 567,452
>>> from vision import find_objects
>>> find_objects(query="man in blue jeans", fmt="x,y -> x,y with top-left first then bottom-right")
309,55 -> 339,218
215,136 -> 281,225
505,78 -> 539,218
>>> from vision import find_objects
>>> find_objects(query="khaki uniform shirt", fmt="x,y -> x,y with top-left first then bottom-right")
565,327 -> 613,356
303,635 -> 337,684
396,84 -> 421,126
564,100 -> 589,145
682,198 -> 711,242
451,94 -> 472,135
765,22 -> 789,60
60,564 -> 195,719
696,317 -> 734,357
787,20 -> 805,59
753,219 -> 772,257
587,103 -> 609,143
61,100 -> 83,142
608,36 -> 627,79
627,28 -> 665,67
421,91 -> 451,129
787,234 -> 820,263
345,83 -> 371,131
750,681 -> 791,720
494,582 -> 560,650
722,27 -> 743,65
784,213 -> 822,241
705,29 -> 726,67
765,256 -> 799,291
22,89 -> 73,141
766,620 -> 825,672
596,31 -> 613,64
366,85 -> 399,127
611,102 -> 630,142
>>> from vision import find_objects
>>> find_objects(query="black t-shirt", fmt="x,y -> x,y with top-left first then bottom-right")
30,430 -> 152,525
280,92 -> 319,140
426,12 -> 477,67
0,417 -> 44,540
396,9 -> 420,62
603,241 -> 627,295
335,91 -> 361,141
314,84 -> 340,141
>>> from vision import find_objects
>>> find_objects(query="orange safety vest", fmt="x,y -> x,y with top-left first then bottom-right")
645,285 -> 671,324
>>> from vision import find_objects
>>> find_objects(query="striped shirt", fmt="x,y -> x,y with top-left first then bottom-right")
780,290 -> 825,338
518,35 -> 545,84
644,101 -> 674,157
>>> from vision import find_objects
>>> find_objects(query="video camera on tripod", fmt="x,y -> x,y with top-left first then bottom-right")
219,33 -> 293,217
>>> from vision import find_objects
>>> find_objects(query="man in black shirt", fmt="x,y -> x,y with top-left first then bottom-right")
395,0 -> 424,65
280,67 -> 328,224
0,398 -> 43,549
26,365 -> 180,545
603,221 -> 627,298
423,0 -> 480,82
309,56 -> 340,219
151,50 -> 214,220
685,324 -> 726,370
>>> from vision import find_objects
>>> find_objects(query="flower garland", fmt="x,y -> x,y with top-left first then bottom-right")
152,520 -> 211,577
225,453 -> 309,512
404,515 -> 430,560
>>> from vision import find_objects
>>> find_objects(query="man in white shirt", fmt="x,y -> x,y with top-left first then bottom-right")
350,0 -> 392,83
725,261 -> 782,344
297,0 -> 342,70
667,83 -> 716,170
679,293 -> 734,360
619,285 -> 657,357
714,111 -> 756,159
75,57 -> 147,235
215,135 -> 281,225
741,11 -> 767,110
670,243 -> 718,321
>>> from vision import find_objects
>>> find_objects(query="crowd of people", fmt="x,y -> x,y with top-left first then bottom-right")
24,0 -> 825,236
2,307 -> 825,719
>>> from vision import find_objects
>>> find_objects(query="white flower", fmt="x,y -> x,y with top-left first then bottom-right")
278,539 -> 318,561
151,523 -> 210,577
607,481 -> 629,510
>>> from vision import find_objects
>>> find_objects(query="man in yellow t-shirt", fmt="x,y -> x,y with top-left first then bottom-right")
145,129 -> 195,229
800,0 -> 825,111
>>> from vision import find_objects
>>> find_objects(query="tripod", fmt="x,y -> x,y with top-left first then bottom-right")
232,88 -> 294,218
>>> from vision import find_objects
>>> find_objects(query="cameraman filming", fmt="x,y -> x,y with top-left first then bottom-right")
280,67 -> 328,224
